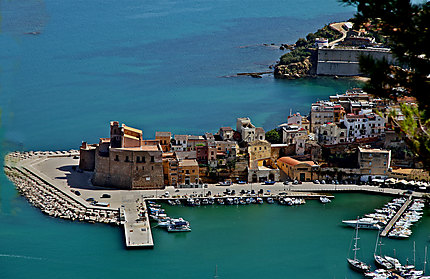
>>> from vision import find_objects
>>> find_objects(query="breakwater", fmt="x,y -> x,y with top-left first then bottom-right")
3,164 -> 120,225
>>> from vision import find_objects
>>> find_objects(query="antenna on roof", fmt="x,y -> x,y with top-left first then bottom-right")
290,108 -> 292,116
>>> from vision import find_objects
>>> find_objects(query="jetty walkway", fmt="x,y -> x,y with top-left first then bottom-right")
121,197 -> 154,249
380,196 -> 413,237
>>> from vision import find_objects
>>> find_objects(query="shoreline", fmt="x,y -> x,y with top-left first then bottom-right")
3,151 -> 425,248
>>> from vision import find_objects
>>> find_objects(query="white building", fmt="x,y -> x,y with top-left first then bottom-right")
342,111 -> 385,142
317,123 -> 347,145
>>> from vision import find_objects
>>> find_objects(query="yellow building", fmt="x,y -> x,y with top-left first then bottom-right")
389,168 -> 430,181
178,159 -> 200,185
277,157 -> 319,182
248,140 -> 271,168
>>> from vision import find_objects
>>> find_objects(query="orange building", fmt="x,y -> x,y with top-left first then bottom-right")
277,157 -> 319,182
155,131 -> 172,152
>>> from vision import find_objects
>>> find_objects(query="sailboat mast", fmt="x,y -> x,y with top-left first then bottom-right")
414,241 -> 416,267
374,232 -> 380,255
353,217 -> 360,260
425,246 -> 428,275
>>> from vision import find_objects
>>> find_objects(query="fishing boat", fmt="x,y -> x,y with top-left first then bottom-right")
256,197 -> 263,204
347,218 -> 371,273
319,196 -> 331,203
266,197 -> 274,204
217,198 -> 225,205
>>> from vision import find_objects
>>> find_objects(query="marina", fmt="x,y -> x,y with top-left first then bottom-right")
342,197 -> 425,240
3,151 -> 428,250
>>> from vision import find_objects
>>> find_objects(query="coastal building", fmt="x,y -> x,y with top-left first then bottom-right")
187,135 -> 206,151
172,135 -> 189,151
83,122 -> 165,190
282,126 -> 307,145
317,123 -> 347,145
316,47 -> 394,76
248,140 -> 271,168
342,111 -> 385,142
93,145 -> 164,189
110,121 -> 143,148
79,142 -> 97,171
358,147 -> 391,180
389,168 -> 430,182
315,37 -> 329,48
310,102 -> 335,132
155,131 -> 172,152
178,159 -> 200,185
295,135 -> 307,155
236,117 -> 265,143
218,127 -> 235,141
277,157 -> 319,182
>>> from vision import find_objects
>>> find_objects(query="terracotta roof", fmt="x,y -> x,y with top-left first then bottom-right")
278,157 -> 316,167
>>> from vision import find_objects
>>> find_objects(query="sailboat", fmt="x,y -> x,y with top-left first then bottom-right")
373,232 -> 394,269
347,217 -> 371,273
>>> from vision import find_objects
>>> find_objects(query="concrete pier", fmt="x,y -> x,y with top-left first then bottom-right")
122,198 -> 153,249
380,196 -> 412,237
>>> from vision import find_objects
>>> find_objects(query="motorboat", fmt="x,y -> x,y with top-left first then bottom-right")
342,218 -> 382,230
319,196 -> 331,203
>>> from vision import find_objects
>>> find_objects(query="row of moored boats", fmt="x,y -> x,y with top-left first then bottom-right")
147,201 -> 191,232
172,197 -> 307,206
342,198 -> 424,238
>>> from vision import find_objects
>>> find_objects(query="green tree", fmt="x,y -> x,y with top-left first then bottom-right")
341,0 -> 430,170
295,38 -> 308,48
266,129 -> 281,144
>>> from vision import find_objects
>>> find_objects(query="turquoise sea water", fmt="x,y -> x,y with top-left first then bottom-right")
1,0 -> 429,278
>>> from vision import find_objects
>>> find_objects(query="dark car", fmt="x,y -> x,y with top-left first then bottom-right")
86,197 -> 95,202
101,193 -> 111,198
74,190 -> 81,196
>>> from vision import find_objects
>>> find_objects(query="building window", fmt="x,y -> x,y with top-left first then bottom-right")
142,166 -> 144,170
136,156 -> 140,163
192,170 -> 195,173
151,166 -> 154,170
136,166 -> 138,170
125,156 -> 129,162
114,155 -> 119,161
142,156 -> 146,163
151,156 -> 154,162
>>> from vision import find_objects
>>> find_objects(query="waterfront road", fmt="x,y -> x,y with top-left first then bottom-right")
9,154 -> 424,211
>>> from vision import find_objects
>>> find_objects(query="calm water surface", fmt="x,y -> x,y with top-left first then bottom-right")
0,0 -> 428,278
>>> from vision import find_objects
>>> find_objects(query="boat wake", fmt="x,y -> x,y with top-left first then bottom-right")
0,253 -> 44,261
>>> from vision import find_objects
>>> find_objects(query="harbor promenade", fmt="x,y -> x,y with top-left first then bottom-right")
3,151 -> 426,248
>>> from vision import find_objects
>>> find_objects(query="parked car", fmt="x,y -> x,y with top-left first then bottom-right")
101,193 -> 111,198
86,197 -> 95,202
293,180 -> 299,185
321,180 -> 326,184
313,180 -> 320,184
283,181 -> 290,185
